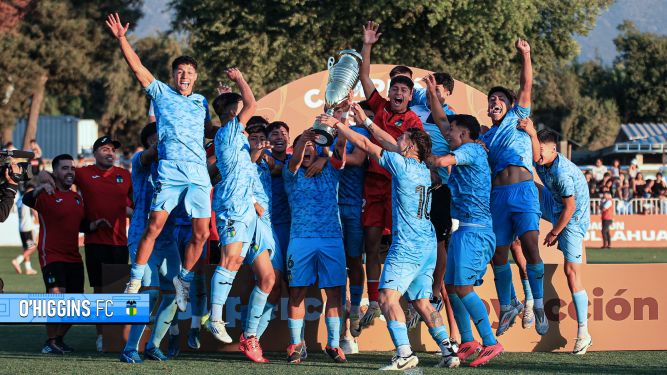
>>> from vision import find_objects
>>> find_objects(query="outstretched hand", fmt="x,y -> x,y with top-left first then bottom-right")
362,21 -> 382,45
516,38 -> 531,55
225,68 -> 243,83
517,118 -> 536,136
316,114 -> 340,128
350,102 -> 367,125
105,13 -> 129,39
217,81 -> 232,95
422,74 -> 437,93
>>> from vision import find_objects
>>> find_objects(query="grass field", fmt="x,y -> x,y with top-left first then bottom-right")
1,246 -> 666,374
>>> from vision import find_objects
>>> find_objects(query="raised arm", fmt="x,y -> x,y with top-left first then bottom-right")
360,21 -> 382,99
318,115 -> 383,162
227,68 -> 256,125
105,13 -> 154,88
516,118 -> 540,163
350,102 -> 399,152
516,39 -> 532,108
139,144 -> 158,166
423,74 -> 450,134
288,130 -> 317,173
428,154 -> 458,168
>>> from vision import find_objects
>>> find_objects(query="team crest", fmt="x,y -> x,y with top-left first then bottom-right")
116,175 -> 124,183
125,300 -> 137,316
226,220 -> 236,237
395,120 -> 403,127
75,197 -> 81,205
287,255 -> 294,269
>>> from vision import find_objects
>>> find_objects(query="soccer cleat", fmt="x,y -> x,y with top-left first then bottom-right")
301,342 -> 308,359
522,300 -> 535,328
359,301 -> 381,329
349,313 -> 362,337
124,279 -> 141,294
572,335 -> 592,355
144,346 -> 168,361
325,346 -> 347,363
457,340 -> 482,362
379,353 -> 419,371
172,276 -> 190,312
41,340 -> 65,355
436,338 -> 460,368
187,328 -> 201,350
96,334 -> 103,352
25,268 -> 38,275
207,320 -> 233,343
119,349 -> 143,363
340,336 -> 359,355
496,306 -> 520,336
286,342 -> 304,363
167,333 -> 180,358
239,333 -> 269,363
470,342 -> 504,367
55,337 -> 74,353
11,259 -> 22,274
534,307 -> 549,336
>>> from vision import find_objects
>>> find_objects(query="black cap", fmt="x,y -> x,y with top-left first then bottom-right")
93,135 -> 121,152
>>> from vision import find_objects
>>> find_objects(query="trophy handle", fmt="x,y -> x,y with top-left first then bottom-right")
327,56 -> 335,71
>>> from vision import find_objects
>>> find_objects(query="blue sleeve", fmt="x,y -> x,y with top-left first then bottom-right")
145,80 -> 165,100
451,144 -> 477,166
203,97 -> 211,123
554,171 -> 575,197
409,87 -> 428,107
217,117 -> 242,145
282,162 -> 297,181
513,104 -> 531,119
345,127 -> 371,154
131,152 -> 149,174
379,151 -> 407,177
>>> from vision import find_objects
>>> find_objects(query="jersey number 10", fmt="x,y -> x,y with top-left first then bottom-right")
415,185 -> 432,220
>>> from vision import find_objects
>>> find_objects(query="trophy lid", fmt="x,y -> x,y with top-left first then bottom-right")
339,49 -> 363,62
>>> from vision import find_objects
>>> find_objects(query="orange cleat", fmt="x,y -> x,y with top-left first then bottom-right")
457,340 -> 482,362
470,342 -> 504,367
286,342 -> 304,364
324,345 -> 347,363
239,333 -> 269,363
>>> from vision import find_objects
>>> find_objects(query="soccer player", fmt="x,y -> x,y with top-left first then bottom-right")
518,121 -> 592,354
208,68 -> 277,364
266,121 -> 292,255
429,114 -> 504,367
11,183 -> 38,275
282,127 -> 347,364
23,154 -> 109,355
479,39 -> 545,336
358,21 -> 424,329
328,107 -> 459,370
106,14 -> 211,310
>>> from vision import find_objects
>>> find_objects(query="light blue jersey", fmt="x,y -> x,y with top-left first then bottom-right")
535,154 -> 590,228
145,80 -> 210,165
283,162 -> 342,238
480,105 -> 531,177
268,152 -> 291,225
336,126 -> 370,206
410,92 -> 455,183
449,143 -> 492,227
254,158 -> 272,222
212,117 -> 258,222
379,151 -> 435,256
128,152 -> 153,248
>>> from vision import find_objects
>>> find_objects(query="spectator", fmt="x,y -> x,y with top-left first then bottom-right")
600,192 -> 613,248
0,162 -> 20,222
616,172 -> 632,214
632,172 -> 646,197
610,159 -> 621,178
628,159 -> 640,179
652,173 -> 667,197
660,188 -> 667,214
591,158 -> 607,182
643,179 -> 654,199
5,141 -> 16,150
11,183 -> 38,275
29,139 -> 44,175
119,148 -> 132,171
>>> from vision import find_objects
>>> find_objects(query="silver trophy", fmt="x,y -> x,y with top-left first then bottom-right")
312,49 -> 363,146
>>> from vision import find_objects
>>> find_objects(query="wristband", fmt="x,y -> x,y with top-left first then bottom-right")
363,118 -> 373,128
251,196 -> 258,204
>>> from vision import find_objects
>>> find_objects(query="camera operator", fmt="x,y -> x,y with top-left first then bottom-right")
0,161 -> 20,222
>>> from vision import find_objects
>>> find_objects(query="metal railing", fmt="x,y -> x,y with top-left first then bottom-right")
590,198 -> 667,215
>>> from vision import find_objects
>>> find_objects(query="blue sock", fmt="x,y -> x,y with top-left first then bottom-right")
526,263 -> 545,299
522,278 -> 533,301
492,262 -> 513,306
572,290 -> 589,326
190,274 -> 207,317
124,289 -> 160,351
448,293 -> 473,343
427,325 -> 449,345
211,266 -> 237,307
245,286 -> 269,336
510,282 -> 517,300
387,320 -> 410,349
288,318 -> 304,345
462,292 -> 497,346
130,263 -> 147,281
350,285 -> 363,308
256,302 -> 275,339
179,268 -> 194,283
147,293 -> 178,350
325,316 -> 341,348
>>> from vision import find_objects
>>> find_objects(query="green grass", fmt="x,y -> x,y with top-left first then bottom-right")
1,246 -> 667,374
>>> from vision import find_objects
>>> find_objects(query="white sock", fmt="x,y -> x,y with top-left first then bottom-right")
534,298 -> 544,309
24,261 -> 33,270
169,323 -> 179,335
397,344 -> 412,358
211,304 -> 223,321
191,316 -> 202,328
15,255 -> 24,263
577,322 -> 589,338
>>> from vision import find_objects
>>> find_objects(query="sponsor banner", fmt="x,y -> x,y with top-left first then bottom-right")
585,216 -> 667,248
101,264 -> 667,352
0,293 -> 149,324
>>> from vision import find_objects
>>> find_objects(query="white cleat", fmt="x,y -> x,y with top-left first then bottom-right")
206,320 -> 232,343
380,353 -> 419,371
523,300 -> 535,328
435,338 -> 460,368
124,279 -> 141,294
340,336 -> 359,355
172,276 -> 190,312
359,301 -> 382,329
572,335 -> 592,355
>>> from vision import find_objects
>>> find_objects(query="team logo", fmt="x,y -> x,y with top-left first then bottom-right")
47,275 -> 56,284
55,198 -> 63,203
125,300 -> 137,316
154,181 -> 162,193
395,120 -> 403,127
226,220 -> 236,237
116,175 -> 124,183
92,175 -> 101,179
75,197 -> 81,205
287,255 -> 294,269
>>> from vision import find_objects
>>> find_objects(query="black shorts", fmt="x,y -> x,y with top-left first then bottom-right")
42,262 -> 84,292
208,240 -> 220,265
84,244 -> 129,287
430,184 -> 453,243
20,231 -> 36,250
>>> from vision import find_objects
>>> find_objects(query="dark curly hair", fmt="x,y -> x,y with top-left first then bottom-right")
405,128 -> 432,162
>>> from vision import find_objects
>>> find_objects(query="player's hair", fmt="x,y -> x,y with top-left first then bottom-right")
267,121 -> 290,135
246,124 -> 266,136
389,65 -> 413,78
537,129 -> 559,144
52,154 -> 74,170
357,100 -> 371,111
389,75 -> 414,91
434,72 -> 455,95
406,128 -> 431,162
247,115 -> 269,127
212,93 -> 242,118
448,114 -> 481,140
140,122 -> 157,149
487,86 -> 516,105
171,55 -> 198,72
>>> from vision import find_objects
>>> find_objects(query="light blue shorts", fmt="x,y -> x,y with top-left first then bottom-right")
217,211 -> 257,252
340,204 -> 364,258
380,246 -> 437,301
286,237 -> 346,288
151,160 -> 212,218
245,217 -> 275,266
491,180 -> 541,247
540,188 -> 589,263
445,226 -> 495,286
